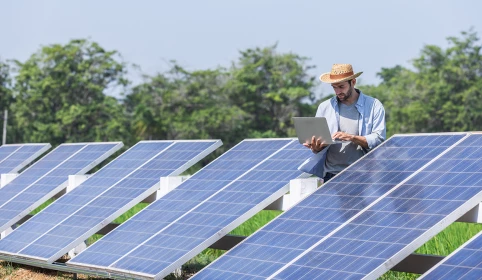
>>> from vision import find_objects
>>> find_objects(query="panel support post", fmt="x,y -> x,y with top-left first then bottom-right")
265,177 -> 318,211
0,226 -> 13,239
0,173 -> 18,188
68,241 -> 87,259
457,203 -> 482,223
142,176 -> 190,203
54,175 -> 90,198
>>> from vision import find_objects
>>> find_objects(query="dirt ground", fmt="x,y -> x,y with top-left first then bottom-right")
0,261 -> 111,280
0,260 -> 197,280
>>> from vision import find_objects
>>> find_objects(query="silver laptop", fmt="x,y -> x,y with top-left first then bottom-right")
292,117 -> 344,145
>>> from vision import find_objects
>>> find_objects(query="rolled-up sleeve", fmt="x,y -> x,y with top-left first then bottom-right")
365,99 -> 386,150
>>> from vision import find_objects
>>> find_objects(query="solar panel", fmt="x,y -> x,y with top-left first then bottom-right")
0,140 -> 221,263
67,139 -> 313,279
263,133 -> 482,280
420,230 -> 482,279
0,144 -> 51,175
0,146 -> 19,159
191,133 -> 468,280
0,142 -> 122,235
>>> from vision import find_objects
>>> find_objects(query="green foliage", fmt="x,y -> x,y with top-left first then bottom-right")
226,45 -> 317,139
126,65 -> 247,149
0,60 -> 12,143
112,202 -> 149,223
125,46 -> 318,151
416,222 -> 482,256
2,29 -> 481,149
229,210 -> 282,236
0,59 -> 13,110
30,198 -> 55,215
9,39 -> 132,146
360,29 -> 482,136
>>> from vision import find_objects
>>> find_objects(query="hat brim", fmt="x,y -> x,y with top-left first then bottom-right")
319,71 -> 363,84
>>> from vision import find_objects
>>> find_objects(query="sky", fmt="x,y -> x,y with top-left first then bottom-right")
1,0 -> 481,97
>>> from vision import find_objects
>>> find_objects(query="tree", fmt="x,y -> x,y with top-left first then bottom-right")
225,45 -> 317,138
360,29 -> 482,135
0,59 -> 13,143
125,64 -> 246,148
125,45 -> 318,150
412,29 -> 482,132
359,66 -> 422,136
10,39 -> 132,145
0,60 -> 12,110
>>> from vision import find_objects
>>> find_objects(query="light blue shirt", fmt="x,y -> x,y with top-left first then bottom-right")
298,90 -> 386,178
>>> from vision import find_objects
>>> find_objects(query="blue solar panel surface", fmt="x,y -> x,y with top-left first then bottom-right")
0,140 -> 220,262
0,145 -> 20,160
68,139 -> 311,278
421,231 -> 482,279
268,134 -> 482,280
0,145 -> 84,207
0,143 -> 121,234
0,144 -> 50,174
192,134 -> 467,280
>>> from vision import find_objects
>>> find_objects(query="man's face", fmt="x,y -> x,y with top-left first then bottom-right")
331,80 -> 353,101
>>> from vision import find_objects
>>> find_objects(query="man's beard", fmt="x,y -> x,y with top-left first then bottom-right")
337,84 -> 353,101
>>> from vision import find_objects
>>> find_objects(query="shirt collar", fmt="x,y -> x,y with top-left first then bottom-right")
355,89 -> 365,109
333,88 -> 365,110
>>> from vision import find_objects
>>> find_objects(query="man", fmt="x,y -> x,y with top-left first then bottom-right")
301,64 -> 386,182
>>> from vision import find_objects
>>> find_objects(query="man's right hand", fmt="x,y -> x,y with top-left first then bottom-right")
302,136 -> 328,153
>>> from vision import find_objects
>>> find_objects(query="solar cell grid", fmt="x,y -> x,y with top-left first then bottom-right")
0,142 -> 122,235
67,139 -> 312,278
0,145 -> 20,157
4,134 -> 479,280
192,133 -> 467,280
0,140 -> 221,263
0,145 -> 86,208
0,144 -> 50,174
268,133 -> 482,280
68,139 -> 292,270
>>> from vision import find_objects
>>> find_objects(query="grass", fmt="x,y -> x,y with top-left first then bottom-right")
111,202 -> 150,223
30,198 -> 55,215
230,210 -> 283,236
416,222 -> 482,255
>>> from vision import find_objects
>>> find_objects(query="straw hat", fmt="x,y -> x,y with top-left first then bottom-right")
319,64 -> 363,83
